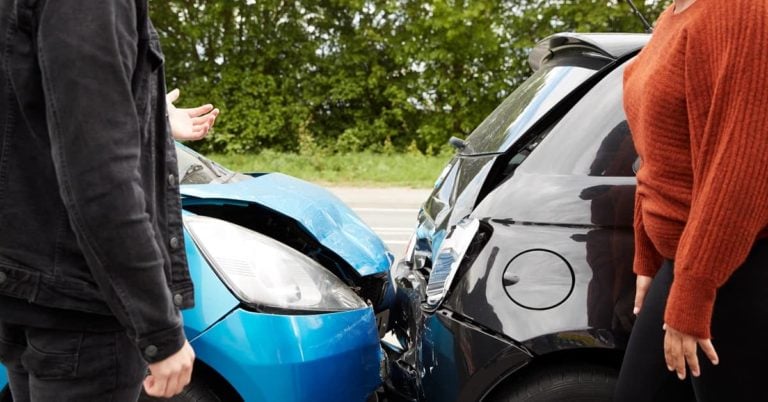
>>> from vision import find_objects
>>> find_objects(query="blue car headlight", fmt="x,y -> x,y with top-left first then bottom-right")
184,215 -> 367,312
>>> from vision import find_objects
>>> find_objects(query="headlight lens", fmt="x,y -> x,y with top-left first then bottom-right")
184,215 -> 367,312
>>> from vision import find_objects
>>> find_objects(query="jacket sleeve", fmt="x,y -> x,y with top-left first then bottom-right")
36,0 -> 185,362
665,5 -> 768,339
632,192 -> 663,277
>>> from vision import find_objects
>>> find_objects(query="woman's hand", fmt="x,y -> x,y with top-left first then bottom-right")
166,88 -> 219,141
633,275 -> 653,315
663,323 -> 719,380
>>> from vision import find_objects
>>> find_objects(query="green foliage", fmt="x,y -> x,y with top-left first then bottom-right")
210,151 -> 451,187
151,0 -> 671,154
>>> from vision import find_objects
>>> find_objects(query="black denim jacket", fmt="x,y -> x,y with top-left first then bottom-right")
0,0 -> 194,362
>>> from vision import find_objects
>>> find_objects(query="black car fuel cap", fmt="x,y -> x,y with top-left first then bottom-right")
502,249 -> 575,310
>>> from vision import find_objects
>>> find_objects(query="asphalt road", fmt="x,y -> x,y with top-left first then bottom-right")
327,187 -> 432,259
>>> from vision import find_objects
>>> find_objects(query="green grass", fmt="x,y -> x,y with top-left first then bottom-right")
207,150 -> 451,188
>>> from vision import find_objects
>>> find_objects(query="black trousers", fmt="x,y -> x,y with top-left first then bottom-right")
0,323 -> 146,402
615,239 -> 768,402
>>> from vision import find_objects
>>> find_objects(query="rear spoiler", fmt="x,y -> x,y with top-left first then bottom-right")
529,33 -> 650,71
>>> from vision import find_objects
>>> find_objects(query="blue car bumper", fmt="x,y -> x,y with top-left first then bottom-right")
193,307 -> 382,402
0,309 -> 382,402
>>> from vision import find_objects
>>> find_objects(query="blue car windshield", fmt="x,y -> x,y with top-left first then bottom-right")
462,64 -> 599,155
176,143 -> 241,185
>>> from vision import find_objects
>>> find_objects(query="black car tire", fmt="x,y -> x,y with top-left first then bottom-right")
485,363 -> 617,402
138,379 -> 221,402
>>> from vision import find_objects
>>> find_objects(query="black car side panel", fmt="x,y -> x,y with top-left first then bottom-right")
445,213 -> 636,350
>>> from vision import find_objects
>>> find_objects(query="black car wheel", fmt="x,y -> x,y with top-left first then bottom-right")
485,363 -> 617,402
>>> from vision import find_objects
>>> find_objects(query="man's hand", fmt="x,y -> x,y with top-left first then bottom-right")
166,89 -> 219,141
663,323 -> 719,380
143,341 -> 195,398
633,274 -> 653,315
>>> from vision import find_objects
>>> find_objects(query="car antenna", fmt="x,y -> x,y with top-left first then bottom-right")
625,0 -> 653,33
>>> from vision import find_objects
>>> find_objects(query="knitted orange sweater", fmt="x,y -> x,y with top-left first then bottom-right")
624,0 -> 768,339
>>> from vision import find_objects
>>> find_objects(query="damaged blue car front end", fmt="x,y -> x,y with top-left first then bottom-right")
0,144 -> 394,402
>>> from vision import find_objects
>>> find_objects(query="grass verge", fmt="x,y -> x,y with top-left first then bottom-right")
207,150 -> 451,188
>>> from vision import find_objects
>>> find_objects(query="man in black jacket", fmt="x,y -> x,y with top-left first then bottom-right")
0,0 -> 204,399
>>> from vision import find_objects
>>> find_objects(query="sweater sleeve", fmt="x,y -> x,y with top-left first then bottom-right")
633,192 -> 664,277
665,4 -> 768,339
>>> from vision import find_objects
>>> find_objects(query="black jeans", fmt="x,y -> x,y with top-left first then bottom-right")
615,239 -> 768,401
0,322 -> 146,402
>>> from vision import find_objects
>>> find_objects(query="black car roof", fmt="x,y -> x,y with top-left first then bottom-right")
529,33 -> 650,71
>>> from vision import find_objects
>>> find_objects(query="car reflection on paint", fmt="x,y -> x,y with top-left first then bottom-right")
379,33 -> 685,402
0,143 -> 394,402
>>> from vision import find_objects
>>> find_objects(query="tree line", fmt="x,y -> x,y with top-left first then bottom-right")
150,0 -> 669,155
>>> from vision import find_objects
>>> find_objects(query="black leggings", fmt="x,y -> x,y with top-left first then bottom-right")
615,238 -> 768,402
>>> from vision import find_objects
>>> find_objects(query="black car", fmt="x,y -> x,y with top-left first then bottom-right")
381,33 -> 661,401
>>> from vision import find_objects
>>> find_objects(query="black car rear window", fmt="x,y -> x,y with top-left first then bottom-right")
462,61 -> 601,155
517,62 -> 637,177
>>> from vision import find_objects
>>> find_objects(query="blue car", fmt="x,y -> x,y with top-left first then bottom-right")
0,144 -> 394,402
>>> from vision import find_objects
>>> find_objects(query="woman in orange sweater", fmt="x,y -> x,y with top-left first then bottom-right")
615,0 -> 768,400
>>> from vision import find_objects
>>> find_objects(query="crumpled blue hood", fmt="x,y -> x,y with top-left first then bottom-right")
180,173 -> 393,277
